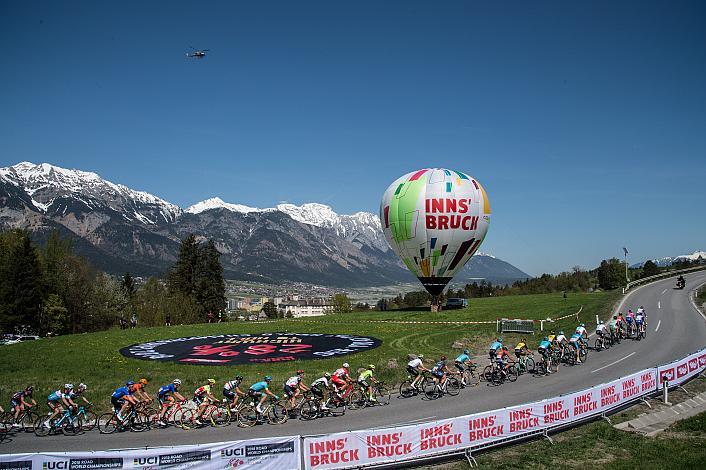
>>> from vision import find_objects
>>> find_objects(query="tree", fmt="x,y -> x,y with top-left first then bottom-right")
596,258 -> 625,290
196,240 -> 226,318
120,272 -> 137,299
42,293 -> 68,335
168,234 -> 201,299
0,230 -> 44,333
641,260 -> 660,278
262,301 -> 278,319
332,294 -> 352,313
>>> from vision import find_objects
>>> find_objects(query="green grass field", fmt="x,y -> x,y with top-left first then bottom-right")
0,291 -> 620,412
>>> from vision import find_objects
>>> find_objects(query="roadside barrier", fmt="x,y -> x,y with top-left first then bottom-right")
3,347 -> 705,470
622,265 -> 706,294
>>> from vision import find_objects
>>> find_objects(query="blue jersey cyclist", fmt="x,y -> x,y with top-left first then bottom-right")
112,381 -> 139,421
432,355 -> 453,386
489,338 -> 503,361
249,376 -> 279,415
537,337 -> 553,373
455,349 -> 473,372
157,379 -> 186,426
569,333 -> 584,363
44,384 -> 74,428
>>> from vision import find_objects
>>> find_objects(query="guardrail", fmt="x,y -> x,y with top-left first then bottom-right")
622,265 -> 706,294
3,347 -> 705,470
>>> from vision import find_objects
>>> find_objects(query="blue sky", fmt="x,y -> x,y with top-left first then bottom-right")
1,1 -> 705,276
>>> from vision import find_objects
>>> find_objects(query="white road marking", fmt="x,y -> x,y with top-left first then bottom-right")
591,351 -> 636,374
655,320 -> 661,332
658,301 -> 661,309
661,288 -> 668,295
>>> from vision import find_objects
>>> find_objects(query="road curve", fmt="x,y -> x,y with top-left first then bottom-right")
5,271 -> 706,453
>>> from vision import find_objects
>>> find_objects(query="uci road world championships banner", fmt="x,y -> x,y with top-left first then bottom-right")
120,333 -> 382,365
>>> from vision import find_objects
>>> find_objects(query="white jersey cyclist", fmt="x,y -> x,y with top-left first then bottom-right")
285,376 -> 302,388
334,366 -> 350,379
311,376 -> 329,389
555,333 -> 567,344
576,324 -> 587,337
408,357 -> 423,369
596,322 -> 608,335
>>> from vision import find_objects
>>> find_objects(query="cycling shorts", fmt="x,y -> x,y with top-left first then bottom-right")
358,380 -> 370,388
311,386 -> 325,399
223,389 -> 236,400
10,399 -> 21,409
488,349 -> 496,360
538,347 -> 548,356
110,396 -> 124,411
432,369 -> 444,378
284,385 -> 296,397
193,395 -> 205,405
158,395 -> 174,406
406,365 -> 420,377
248,390 -> 263,399
454,362 -> 465,373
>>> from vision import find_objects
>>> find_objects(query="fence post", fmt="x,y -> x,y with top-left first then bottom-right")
663,380 -> 671,405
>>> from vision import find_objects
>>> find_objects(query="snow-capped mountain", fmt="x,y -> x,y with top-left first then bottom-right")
630,251 -> 706,268
0,162 -> 181,224
0,161 -> 530,286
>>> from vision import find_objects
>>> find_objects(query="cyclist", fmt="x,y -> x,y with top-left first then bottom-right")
10,386 -> 36,426
311,373 -> 333,410
358,365 -> 378,403
575,323 -> 589,347
537,337 -> 553,374
625,310 -> 635,336
637,305 -> 645,315
495,347 -> 512,379
635,310 -> 646,336
223,376 -> 245,409
249,376 -> 279,415
129,378 -> 152,404
332,362 -> 352,398
455,350 -> 473,379
193,379 -> 218,425
596,320 -> 608,341
407,354 -> 429,390
554,330 -> 568,354
44,384 -> 74,428
569,332 -> 583,363
112,381 -> 138,421
284,370 -> 310,412
157,379 -> 185,426
431,355 -> 453,387
67,383 -> 91,408
616,312 -> 626,338
489,338 -> 503,363
514,340 -> 531,371
608,315 -> 619,341
547,330 -> 557,344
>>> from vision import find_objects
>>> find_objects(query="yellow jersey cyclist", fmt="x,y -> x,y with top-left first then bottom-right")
43,384 -> 74,428
514,340 -> 532,370
10,386 -> 36,427
358,365 -> 378,403
157,379 -> 186,426
248,376 -> 279,414
407,354 -> 429,390
192,378 -> 218,425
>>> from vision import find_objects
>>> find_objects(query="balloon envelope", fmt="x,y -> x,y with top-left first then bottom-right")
380,168 -> 491,296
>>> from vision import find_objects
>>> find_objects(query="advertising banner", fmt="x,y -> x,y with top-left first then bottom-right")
0,436 -> 301,470
303,368 -> 658,469
657,348 -> 706,389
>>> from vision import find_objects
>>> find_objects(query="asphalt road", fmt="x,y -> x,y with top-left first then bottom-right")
5,271 -> 706,454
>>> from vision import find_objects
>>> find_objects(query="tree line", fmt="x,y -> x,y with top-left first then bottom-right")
0,230 -> 226,335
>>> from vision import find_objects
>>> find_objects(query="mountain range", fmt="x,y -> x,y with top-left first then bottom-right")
0,162 -> 531,287
630,251 -> 706,269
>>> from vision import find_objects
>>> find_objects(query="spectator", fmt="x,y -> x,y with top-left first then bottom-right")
165,313 -> 171,327
130,313 -> 137,329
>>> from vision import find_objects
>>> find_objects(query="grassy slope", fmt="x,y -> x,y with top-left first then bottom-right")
0,291 -> 620,412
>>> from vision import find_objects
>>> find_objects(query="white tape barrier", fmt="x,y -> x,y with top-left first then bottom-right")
657,347 -> 706,390
303,368 -> 658,469
0,436 -> 300,470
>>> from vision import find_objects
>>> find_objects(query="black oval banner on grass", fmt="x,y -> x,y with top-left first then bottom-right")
119,333 -> 382,365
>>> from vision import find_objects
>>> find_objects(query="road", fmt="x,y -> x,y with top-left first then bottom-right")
5,271 -> 706,453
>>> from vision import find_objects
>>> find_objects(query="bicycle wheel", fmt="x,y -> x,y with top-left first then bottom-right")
375,386 -> 391,405
507,365 -> 518,382
347,389 -> 366,410
208,405 -> 231,427
20,411 -> 39,433
267,401 -> 288,424
98,413 -> 118,434
525,357 -> 535,373
579,347 -> 588,362
179,409 -> 196,430
33,415 -> 52,437
399,380 -> 416,398
491,370 -> 504,386
130,411 -> 150,432
299,399 -> 320,420
328,397 -> 346,417
422,377 -> 440,399
482,365 -> 493,382
237,405 -> 258,428
466,370 -> 481,387
81,410 -> 97,432
594,338 -> 602,351
445,377 -> 461,396
62,416 -> 81,436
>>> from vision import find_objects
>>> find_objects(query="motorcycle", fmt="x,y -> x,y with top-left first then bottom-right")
676,277 -> 686,290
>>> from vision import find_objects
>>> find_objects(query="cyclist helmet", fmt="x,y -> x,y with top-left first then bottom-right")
440,355 -> 447,361
65,383 -> 74,390
418,354 -> 424,359
550,330 -> 556,335
25,386 -> 33,393
463,349 -> 470,355
207,378 -> 216,385
599,320 -> 604,324
613,315 -> 617,319
580,323 -> 585,327
126,380 -> 135,386
368,364 -> 376,370
324,372 -> 331,378
235,375 -> 243,381
140,378 -> 148,385
558,330 -> 564,335
78,383 -> 87,391
173,379 -> 182,386
543,336 -> 549,341
343,362 -> 350,368
497,337 -> 503,342
296,369 -> 305,375
264,375 -> 272,382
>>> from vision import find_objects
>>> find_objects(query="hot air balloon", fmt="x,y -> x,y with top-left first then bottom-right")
380,168 -> 491,309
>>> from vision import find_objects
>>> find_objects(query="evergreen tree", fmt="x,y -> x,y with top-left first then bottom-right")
168,234 -> 201,299
641,260 -> 661,278
332,294 -> 352,313
262,301 -> 277,319
120,272 -> 137,299
42,293 -> 68,335
1,231 -> 44,332
196,240 -> 226,318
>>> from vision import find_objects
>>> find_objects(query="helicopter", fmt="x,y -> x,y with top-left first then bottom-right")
186,46 -> 210,59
